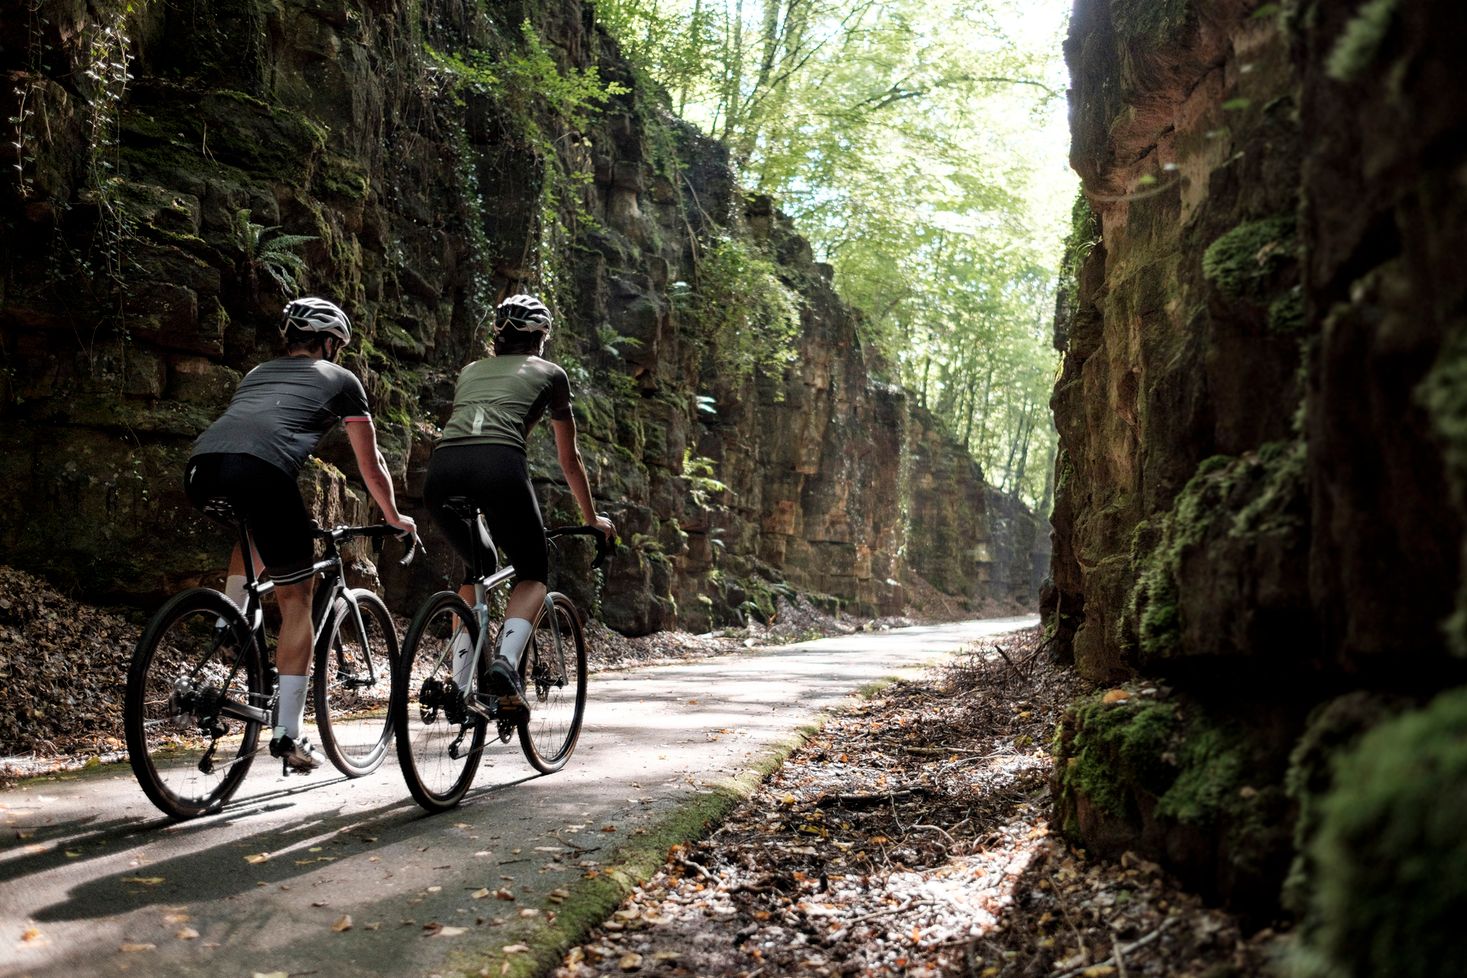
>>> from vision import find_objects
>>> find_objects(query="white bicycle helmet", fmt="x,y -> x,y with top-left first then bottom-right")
494,294 -> 552,337
282,297 -> 352,345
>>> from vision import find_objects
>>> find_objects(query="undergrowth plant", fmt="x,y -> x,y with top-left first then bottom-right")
230,208 -> 316,300
679,237 -> 802,385
425,20 -> 628,315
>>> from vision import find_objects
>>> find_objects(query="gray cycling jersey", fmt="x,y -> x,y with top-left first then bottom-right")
439,354 -> 572,452
191,356 -> 370,476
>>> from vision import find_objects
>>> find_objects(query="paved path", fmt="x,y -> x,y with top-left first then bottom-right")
1,617 -> 1035,978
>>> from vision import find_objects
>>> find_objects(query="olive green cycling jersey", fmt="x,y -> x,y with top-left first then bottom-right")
439,354 -> 573,451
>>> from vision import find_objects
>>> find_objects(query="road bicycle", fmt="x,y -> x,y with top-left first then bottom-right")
392,497 -> 611,813
124,497 -> 418,819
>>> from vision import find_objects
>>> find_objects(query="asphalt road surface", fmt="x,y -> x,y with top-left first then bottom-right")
2,616 -> 1036,978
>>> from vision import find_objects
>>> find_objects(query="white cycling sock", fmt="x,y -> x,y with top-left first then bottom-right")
497,618 -> 534,669
224,575 -> 248,610
274,674 -> 310,740
451,626 -> 474,689
216,575 -> 250,629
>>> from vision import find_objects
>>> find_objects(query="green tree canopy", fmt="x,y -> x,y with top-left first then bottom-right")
593,0 -> 1073,509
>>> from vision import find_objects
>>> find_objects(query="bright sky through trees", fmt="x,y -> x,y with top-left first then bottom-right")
593,0 -> 1075,510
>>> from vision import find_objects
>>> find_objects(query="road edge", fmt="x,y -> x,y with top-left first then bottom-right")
450,675 -> 915,978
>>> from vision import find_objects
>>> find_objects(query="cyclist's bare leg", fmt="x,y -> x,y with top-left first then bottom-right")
225,541 -> 265,580
224,540 -> 265,610
274,578 -> 316,676
505,580 -> 546,623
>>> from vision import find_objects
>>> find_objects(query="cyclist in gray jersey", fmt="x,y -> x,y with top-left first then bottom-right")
425,294 -> 615,708
185,297 -> 416,772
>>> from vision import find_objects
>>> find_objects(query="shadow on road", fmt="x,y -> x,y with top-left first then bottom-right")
22,768 -> 541,923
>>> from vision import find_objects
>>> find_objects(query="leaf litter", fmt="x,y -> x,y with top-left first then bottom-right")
552,627 -> 1278,978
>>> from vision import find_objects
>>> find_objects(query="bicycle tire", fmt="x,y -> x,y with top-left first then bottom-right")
393,591 -> 487,812
518,592 -> 587,774
125,588 -> 265,819
313,589 -> 398,777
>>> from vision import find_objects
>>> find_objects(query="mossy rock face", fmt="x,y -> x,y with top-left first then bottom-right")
1418,323 -> 1467,656
1294,686 -> 1467,978
1281,691 -> 1412,917
1110,0 -> 1194,45
1124,442 -> 1311,676
1202,216 -> 1297,305
1053,692 -> 1294,908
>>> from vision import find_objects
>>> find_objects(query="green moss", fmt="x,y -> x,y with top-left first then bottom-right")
1125,442 -> 1306,662
1417,326 -> 1467,654
1055,192 -> 1102,351
1202,216 -> 1296,303
1326,0 -> 1400,82
1062,697 -> 1179,819
1112,0 -> 1194,45
1294,686 -> 1467,978
1267,286 -> 1307,335
1157,722 -> 1245,824
317,153 -> 369,200
1231,439 -> 1307,537
1282,693 -> 1409,916
1125,456 -> 1233,659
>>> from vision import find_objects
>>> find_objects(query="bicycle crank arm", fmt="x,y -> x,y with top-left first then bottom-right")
216,699 -> 271,726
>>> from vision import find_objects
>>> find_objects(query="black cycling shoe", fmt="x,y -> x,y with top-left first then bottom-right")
487,656 -> 526,710
269,734 -> 321,774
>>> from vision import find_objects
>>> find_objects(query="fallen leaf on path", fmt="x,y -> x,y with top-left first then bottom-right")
176,927 -> 199,940
494,887 -> 514,901
436,926 -> 468,937
244,853 -> 270,864
332,915 -> 353,933
122,876 -> 165,885
119,942 -> 156,952
547,888 -> 569,903
471,888 -> 491,899
619,951 -> 644,970
20,926 -> 43,943
252,972 -> 289,978
163,912 -> 191,924
502,944 -> 530,954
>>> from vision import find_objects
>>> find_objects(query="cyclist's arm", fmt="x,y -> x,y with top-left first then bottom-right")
552,416 -> 614,539
344,416 -> 416,534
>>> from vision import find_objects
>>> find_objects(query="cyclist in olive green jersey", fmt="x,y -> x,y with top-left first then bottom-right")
424,294 -> 614,709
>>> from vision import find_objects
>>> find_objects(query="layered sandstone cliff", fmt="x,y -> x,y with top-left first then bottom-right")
1048,0 -> 1467,937
0,0 -> 1042,632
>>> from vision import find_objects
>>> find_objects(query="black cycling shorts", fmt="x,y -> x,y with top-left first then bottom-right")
184,453 -> 316,585
424,443 -> 548,585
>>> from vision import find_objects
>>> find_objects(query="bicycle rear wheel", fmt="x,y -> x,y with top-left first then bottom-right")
125,589 -> 265,818
314,589 -> 398,777
518,592 -> 587,774
393,591 -> 486,812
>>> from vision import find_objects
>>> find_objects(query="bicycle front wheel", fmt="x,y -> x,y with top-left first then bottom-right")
125,589 -> 265,819
518,592 -> 587,774
314,589 -> 398,777
393,591 -> 486,812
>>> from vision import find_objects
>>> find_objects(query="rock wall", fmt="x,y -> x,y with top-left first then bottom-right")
0,0 -> 1043,631
1048,0 -> 1467,922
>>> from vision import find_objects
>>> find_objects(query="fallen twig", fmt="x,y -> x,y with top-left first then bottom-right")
1053,918 -> 1175,978
993,644 -> 1028,682
816,788 -> 925,808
